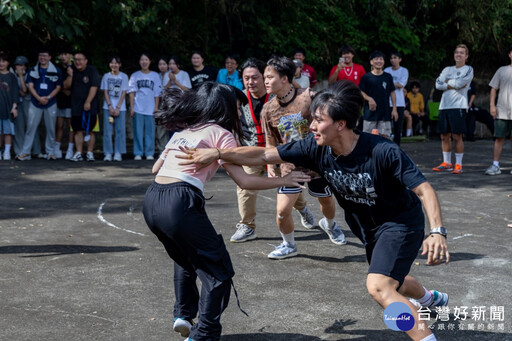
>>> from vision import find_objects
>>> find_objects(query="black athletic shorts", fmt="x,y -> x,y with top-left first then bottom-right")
277,177 -> 332,198
71,111 -> 97,132
437,108 -> 467,134
366,229 -> 424,287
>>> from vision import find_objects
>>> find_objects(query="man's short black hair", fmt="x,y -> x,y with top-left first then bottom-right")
369,50 -> 385,60
390,51 -> 402,59
241,58 -> 265,76
339,45 -> 356,56
225,53 -> 240,64
266,56 -> 295,83
410,81 -> 421,89
293,47 -> 306,56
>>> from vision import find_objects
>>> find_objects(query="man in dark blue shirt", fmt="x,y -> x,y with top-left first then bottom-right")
179,81 -> 450,341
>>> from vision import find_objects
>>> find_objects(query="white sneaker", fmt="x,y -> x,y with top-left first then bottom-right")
268,242 -> 298,259
146,155 -> 154,160
173,318 -> 192,337
485,164 -> 501,175
3,152 -> 10,160
296,207 -> 315,229
54,149 -> 63,159
103,154 -> 112,162
134,155 -> 142,160
70,152 -> 83,162
86,152 -> 95,162
37,153 -> 47,159
65,149 -> 74,160
113,153 -> 122,161
319,218 -> 347,245
230,223 -> 257,243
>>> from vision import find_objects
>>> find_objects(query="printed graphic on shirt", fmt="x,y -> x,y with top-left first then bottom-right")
277,112 -> 309,143
107,78 -> 123,98
323,169 -> 377,206
169,132 -> 200,150
382,81 -> 388,90
0,82 -> 9,91
137,79 -> 155,91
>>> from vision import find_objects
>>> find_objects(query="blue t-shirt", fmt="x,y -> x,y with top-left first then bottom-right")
359,72 -> 395,121
27,65 -> 63,109
216,68 -> 243,90
277,132 -> 426,245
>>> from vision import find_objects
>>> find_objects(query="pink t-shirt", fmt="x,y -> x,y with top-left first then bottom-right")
157,124 -> 237,191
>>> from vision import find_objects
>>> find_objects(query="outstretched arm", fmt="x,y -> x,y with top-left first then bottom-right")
177,146 -> 284,169
223,163 -> 310,190
412,181 -> 449,265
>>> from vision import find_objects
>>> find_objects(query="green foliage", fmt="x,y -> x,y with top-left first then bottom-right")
2,0 -> 512,79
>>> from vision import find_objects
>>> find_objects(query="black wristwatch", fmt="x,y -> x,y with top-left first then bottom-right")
429,226 -> 447,238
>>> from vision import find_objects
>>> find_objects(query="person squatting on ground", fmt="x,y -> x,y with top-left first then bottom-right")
260,56 -> 346,259
100,56 -> 129,162
485,45 -> 512,176
179,80 -> 451,341
433,44 -> 474,174
142,82 -> 310,341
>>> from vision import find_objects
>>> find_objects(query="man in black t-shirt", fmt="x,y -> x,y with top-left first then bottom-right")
359,51 -> 397,138
180,81 -> 450,341
63,52 -> 100,162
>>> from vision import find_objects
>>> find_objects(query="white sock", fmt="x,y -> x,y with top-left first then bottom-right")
455,153 -> 463,166
67,143 -> 74,152
493,161 -> 500,167
325,217 -> 335,229
280,231 -> 295,246
442,152 -> 451,164
420,333 -> 437,341
417,286 -> 433,306
4,144 -> 11,153
406,129 -> 412,136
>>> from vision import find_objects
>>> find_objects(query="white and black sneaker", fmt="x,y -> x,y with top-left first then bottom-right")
70,152 -> 83,162
230,223 -> 257,243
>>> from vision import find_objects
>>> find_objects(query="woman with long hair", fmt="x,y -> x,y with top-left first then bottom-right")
143,81 -> 308,341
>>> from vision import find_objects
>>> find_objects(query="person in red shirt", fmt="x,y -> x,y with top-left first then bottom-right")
328,45 -> 366,86
293,47 -> 318,88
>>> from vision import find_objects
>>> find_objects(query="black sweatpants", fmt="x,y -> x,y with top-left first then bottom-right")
143,181 -> 234,341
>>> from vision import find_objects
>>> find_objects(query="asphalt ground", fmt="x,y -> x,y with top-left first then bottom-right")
1,137 -> 512,341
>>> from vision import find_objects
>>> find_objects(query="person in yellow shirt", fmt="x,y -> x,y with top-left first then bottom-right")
406,81 -> 428,135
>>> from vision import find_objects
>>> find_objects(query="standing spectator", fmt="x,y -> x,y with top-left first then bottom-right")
485,45 -> 512,175
293,47 -> 318,88
163,56 -> 191,91
55,49 -> 74,159
12,55 -> 40,157
328,45 -> 366,86
64,52 -> 101,162
433,44 -> 473,174
0,52 -> 19,160
230,58 -> 270,243
406,81 -> 427,136
100,56 -> 129,162
292,59 -> 310,89
359,51 -> 397,138
187,51 -> 218,89
216,54 -> 243,90
155,56 -> 170,154
384,52 -> 408,145
17,49 -> 62,161
128,53 -> 161,160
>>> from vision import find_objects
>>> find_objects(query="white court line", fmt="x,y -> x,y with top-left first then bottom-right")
97,202 -> 146,236
453,233 -> 473,240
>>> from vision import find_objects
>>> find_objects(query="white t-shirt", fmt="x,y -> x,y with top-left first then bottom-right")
435,65 -> 474,110
162,70 -> 192,90
384,66 -> 408,107
100,72 -> 129,110
294,75 -> 310,89
489,65 -> 512,120
128,71 -> 162,115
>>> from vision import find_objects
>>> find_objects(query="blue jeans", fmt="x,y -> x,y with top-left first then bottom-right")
133,112 -> 155,157
103,109 -> 126,155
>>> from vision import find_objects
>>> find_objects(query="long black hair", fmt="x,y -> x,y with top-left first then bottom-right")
155,81 -> 247,144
